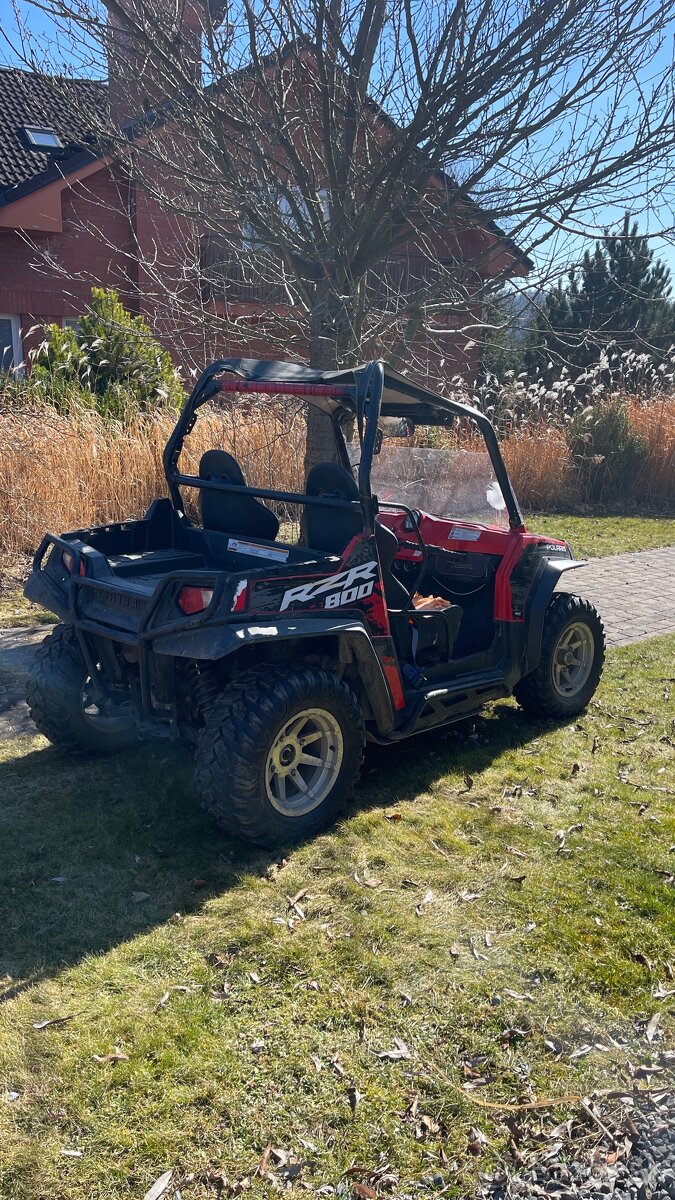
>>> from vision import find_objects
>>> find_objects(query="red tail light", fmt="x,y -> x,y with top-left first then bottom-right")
178,586 -> 214,615
61,549 -> 86,575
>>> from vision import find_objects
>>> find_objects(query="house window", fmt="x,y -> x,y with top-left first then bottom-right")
0,315 -> 22,373
279,187 -> 330,229
241,221 -> 266,252
242,188 -> 330,250
23,126 -> 63,150
62,317 -> 81,333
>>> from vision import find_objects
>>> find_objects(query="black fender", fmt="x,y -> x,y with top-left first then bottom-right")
523,560 -> 586,676
24,570 -> 68,619
151,616 -> 396,734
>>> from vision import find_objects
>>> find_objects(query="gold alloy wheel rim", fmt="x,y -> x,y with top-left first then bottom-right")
265,708 -> 344,817
551,621 -> 595,697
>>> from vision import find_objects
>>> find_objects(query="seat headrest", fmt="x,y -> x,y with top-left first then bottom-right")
199,449 -> 246,486
306,462 -> 359,501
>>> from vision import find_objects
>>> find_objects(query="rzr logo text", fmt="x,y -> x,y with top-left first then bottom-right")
280,561 -> 378,612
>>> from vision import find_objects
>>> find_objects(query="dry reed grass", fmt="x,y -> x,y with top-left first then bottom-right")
627,396 -> 675,507
0,401 -> 306,561
1,394 -> 672,563
501,424 -> 574,510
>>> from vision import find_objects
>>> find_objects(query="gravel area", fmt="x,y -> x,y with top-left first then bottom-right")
479,1092 -> 675,1200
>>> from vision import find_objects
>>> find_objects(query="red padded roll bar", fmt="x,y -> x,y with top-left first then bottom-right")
217,379 -> 353,398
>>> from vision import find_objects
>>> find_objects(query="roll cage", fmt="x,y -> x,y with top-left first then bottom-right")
163,357 -> 525,535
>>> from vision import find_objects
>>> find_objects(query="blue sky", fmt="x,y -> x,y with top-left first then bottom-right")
2,0 -> 675,283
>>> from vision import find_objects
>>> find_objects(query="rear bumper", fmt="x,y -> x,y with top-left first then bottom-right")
25,533 -> 226,736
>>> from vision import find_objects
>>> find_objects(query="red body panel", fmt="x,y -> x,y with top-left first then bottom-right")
377,509 -> 569,622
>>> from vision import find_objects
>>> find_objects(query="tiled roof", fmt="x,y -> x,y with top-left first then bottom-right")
0,66 -> 107,200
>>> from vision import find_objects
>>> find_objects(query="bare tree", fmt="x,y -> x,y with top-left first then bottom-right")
8,0 -> 675,462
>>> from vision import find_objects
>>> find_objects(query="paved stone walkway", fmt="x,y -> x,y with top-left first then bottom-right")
1,545 -> 674,739
0,625 -> 51,740
555,544 -> 675,648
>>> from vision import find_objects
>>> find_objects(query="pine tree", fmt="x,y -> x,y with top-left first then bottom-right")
528,213 -> 675,382
479,291 -> 527,383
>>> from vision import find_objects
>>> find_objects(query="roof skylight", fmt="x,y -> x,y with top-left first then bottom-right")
23,126 -> 63,150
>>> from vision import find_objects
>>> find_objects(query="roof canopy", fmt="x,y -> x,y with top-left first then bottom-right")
208,357 -> 483,426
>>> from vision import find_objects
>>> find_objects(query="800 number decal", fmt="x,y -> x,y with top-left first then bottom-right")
280,560 -> 378,612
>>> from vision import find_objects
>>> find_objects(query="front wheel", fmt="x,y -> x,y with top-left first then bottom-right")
195,666 -> 365,847
515,592 -> 605,718
26,623 -> 136,756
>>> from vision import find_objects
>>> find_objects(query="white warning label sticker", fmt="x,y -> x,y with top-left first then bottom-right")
228,538 -> 289,562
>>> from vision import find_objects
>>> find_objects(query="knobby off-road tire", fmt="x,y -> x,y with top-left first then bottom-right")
26,623 -> 136,757
196,666 -> 365,847
515,592 -> 605,719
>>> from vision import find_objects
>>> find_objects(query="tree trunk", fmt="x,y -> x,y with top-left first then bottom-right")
299,292 -> 359,542
303,291 -> 351,477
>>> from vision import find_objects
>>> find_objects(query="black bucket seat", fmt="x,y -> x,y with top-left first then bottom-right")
305,461 -> 408,608
199,450 -> 280,541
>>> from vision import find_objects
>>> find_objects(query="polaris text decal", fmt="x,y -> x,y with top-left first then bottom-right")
280,561 -> 378,612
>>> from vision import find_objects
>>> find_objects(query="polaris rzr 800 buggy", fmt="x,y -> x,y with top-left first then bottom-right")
25,359 -> 605,846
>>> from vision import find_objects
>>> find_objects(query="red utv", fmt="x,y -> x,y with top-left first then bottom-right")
24,359 -> 604,845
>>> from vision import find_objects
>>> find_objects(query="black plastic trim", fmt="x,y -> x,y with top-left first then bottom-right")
523,560 -> 586,675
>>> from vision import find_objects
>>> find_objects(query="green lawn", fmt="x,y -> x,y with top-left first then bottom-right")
1,634 -> 674,1199
0,564 -> 51,631
525,514 -> 675,558
0,589 -> 51,631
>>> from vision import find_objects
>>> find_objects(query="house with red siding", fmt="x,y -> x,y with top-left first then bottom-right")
0,28 -> 530,379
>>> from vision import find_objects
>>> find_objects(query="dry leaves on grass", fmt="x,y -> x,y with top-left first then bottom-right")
645,1013 -> 661,1044
352,1184 -> 377,1199
32,1014 -> 76,1030
286,888 -> 309,917
143,1170 -> 173,1200
354,872 -> 382,889
155,985 -> 193,1011
376,1038 -> 412,1061
415,889 -> 435,917
92,1048 -> 129,1064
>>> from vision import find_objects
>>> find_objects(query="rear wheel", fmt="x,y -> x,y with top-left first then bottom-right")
26,623 -> 136,756
515,592 -> 605,718
195,666 -> 365,846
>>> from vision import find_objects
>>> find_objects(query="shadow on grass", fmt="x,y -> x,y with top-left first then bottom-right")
0,702 -> 548,998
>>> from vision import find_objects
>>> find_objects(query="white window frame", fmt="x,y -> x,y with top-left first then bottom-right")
0,314 -> 23,375
24,126 -> 63,150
